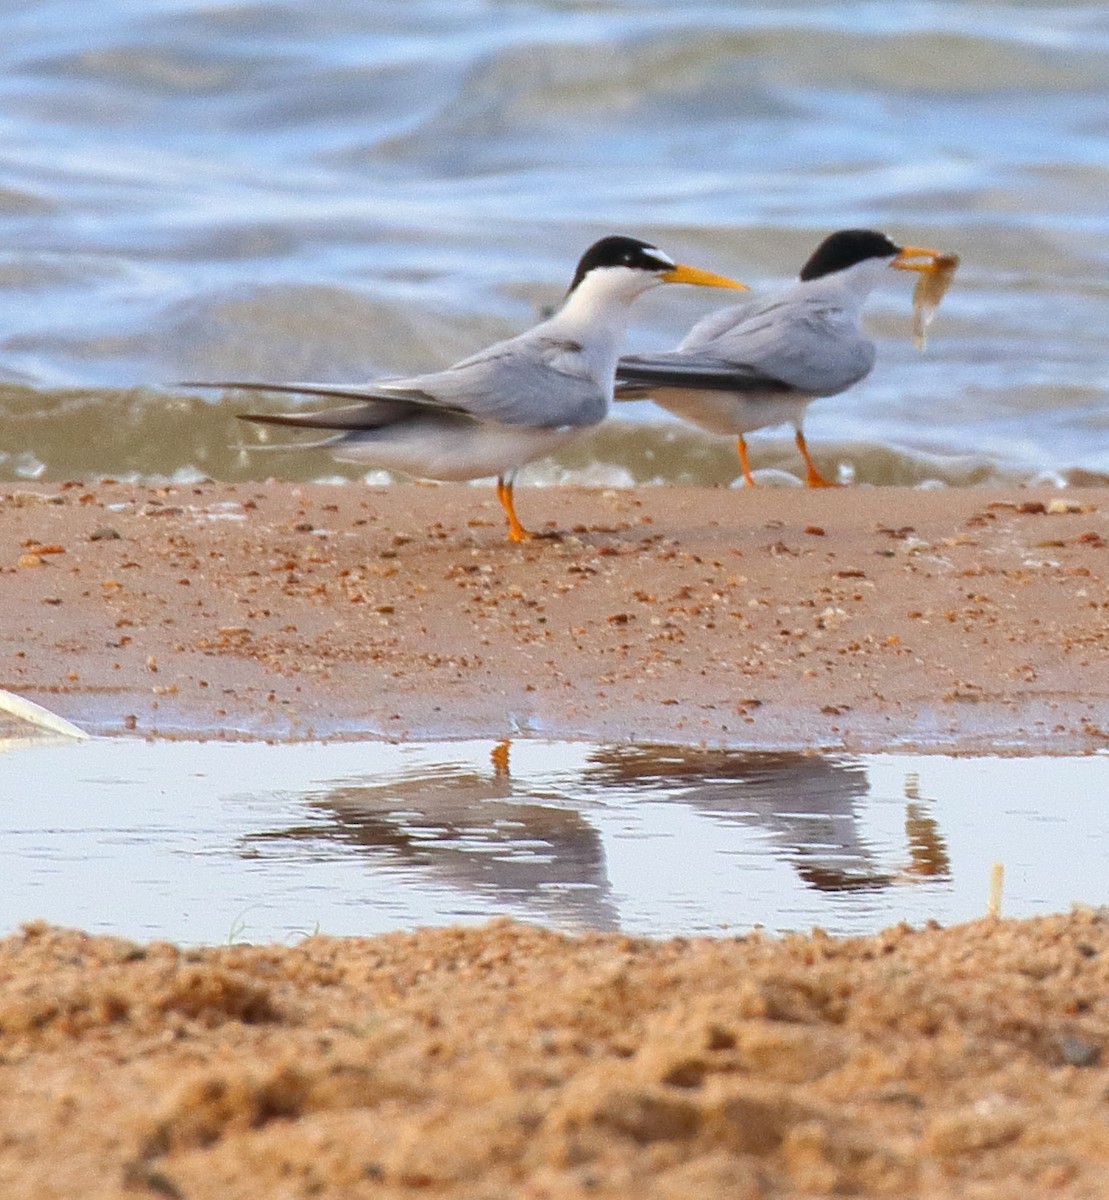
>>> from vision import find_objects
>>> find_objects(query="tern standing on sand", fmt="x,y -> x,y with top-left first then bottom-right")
615,230 -> 943,487
186,236 -> 745,541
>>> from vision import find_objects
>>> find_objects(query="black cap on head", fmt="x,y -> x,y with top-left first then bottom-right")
799,230 -> 902,281
568,235 -> 676,293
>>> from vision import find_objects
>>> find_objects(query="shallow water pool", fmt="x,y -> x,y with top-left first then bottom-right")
1,738 -> 1105,944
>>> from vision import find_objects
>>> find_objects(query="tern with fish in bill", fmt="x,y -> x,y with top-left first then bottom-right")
615,230 -> 949,487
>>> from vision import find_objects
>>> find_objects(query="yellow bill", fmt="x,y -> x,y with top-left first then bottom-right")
663,263 -> 748,290
891,244 -> 944,273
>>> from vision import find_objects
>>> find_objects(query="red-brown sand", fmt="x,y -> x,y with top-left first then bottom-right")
2,481 -> 1108,749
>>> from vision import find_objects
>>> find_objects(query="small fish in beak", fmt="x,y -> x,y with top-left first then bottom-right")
911,253 -> 960,350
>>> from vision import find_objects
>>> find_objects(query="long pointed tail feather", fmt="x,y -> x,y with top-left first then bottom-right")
177,380 -> 396,403
176,380 -> 461,425
237,404 -> 409,432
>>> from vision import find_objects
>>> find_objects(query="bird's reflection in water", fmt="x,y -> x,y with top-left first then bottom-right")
585,746 -> 950,893
247,742 -> 622,931
903,771 -> 952,879
247,741 -> 952,931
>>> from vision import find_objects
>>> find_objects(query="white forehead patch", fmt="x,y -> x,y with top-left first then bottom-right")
641,247 -> 676,270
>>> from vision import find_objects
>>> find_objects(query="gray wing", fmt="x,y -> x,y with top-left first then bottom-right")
181,332 -> 605,430
676,297 -> 760,348
617,283 -> 875,400
389,331 -> 606,428
675,294 -> 876,396
616,351 -> 795,400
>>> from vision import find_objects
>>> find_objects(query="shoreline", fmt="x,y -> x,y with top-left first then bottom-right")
3,480 -> 1108,752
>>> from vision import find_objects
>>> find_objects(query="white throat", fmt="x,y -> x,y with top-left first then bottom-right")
801,256 -> 895,316
551,265 -> 661,339
542,265 -> 662,392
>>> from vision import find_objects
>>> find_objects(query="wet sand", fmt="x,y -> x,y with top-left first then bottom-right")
3,480 -> 1107,750
4,480 -> 1109,1198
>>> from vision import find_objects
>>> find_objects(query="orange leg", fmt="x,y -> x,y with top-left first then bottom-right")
496,476 -> 532,543
490,740 -> 511,778
795,427 -> 835,488
735,436 -> 757,486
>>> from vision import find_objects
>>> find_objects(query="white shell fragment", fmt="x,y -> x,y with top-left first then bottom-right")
0,688 -> 88,740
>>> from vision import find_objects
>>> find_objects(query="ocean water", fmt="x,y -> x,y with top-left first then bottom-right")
1,1 -> 1108,488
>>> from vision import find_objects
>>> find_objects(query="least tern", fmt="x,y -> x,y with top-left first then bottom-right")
185,236 -> 744,541
615,229 -> 942,487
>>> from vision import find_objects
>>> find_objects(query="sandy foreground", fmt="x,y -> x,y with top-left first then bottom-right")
0,916 -> 1106,1200
3,480 -> 1109,1199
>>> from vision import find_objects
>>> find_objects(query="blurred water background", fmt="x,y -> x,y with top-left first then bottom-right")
1,0 -> 1108,488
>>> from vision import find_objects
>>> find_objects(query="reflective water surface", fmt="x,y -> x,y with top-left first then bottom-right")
1,737 -> 1105,944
